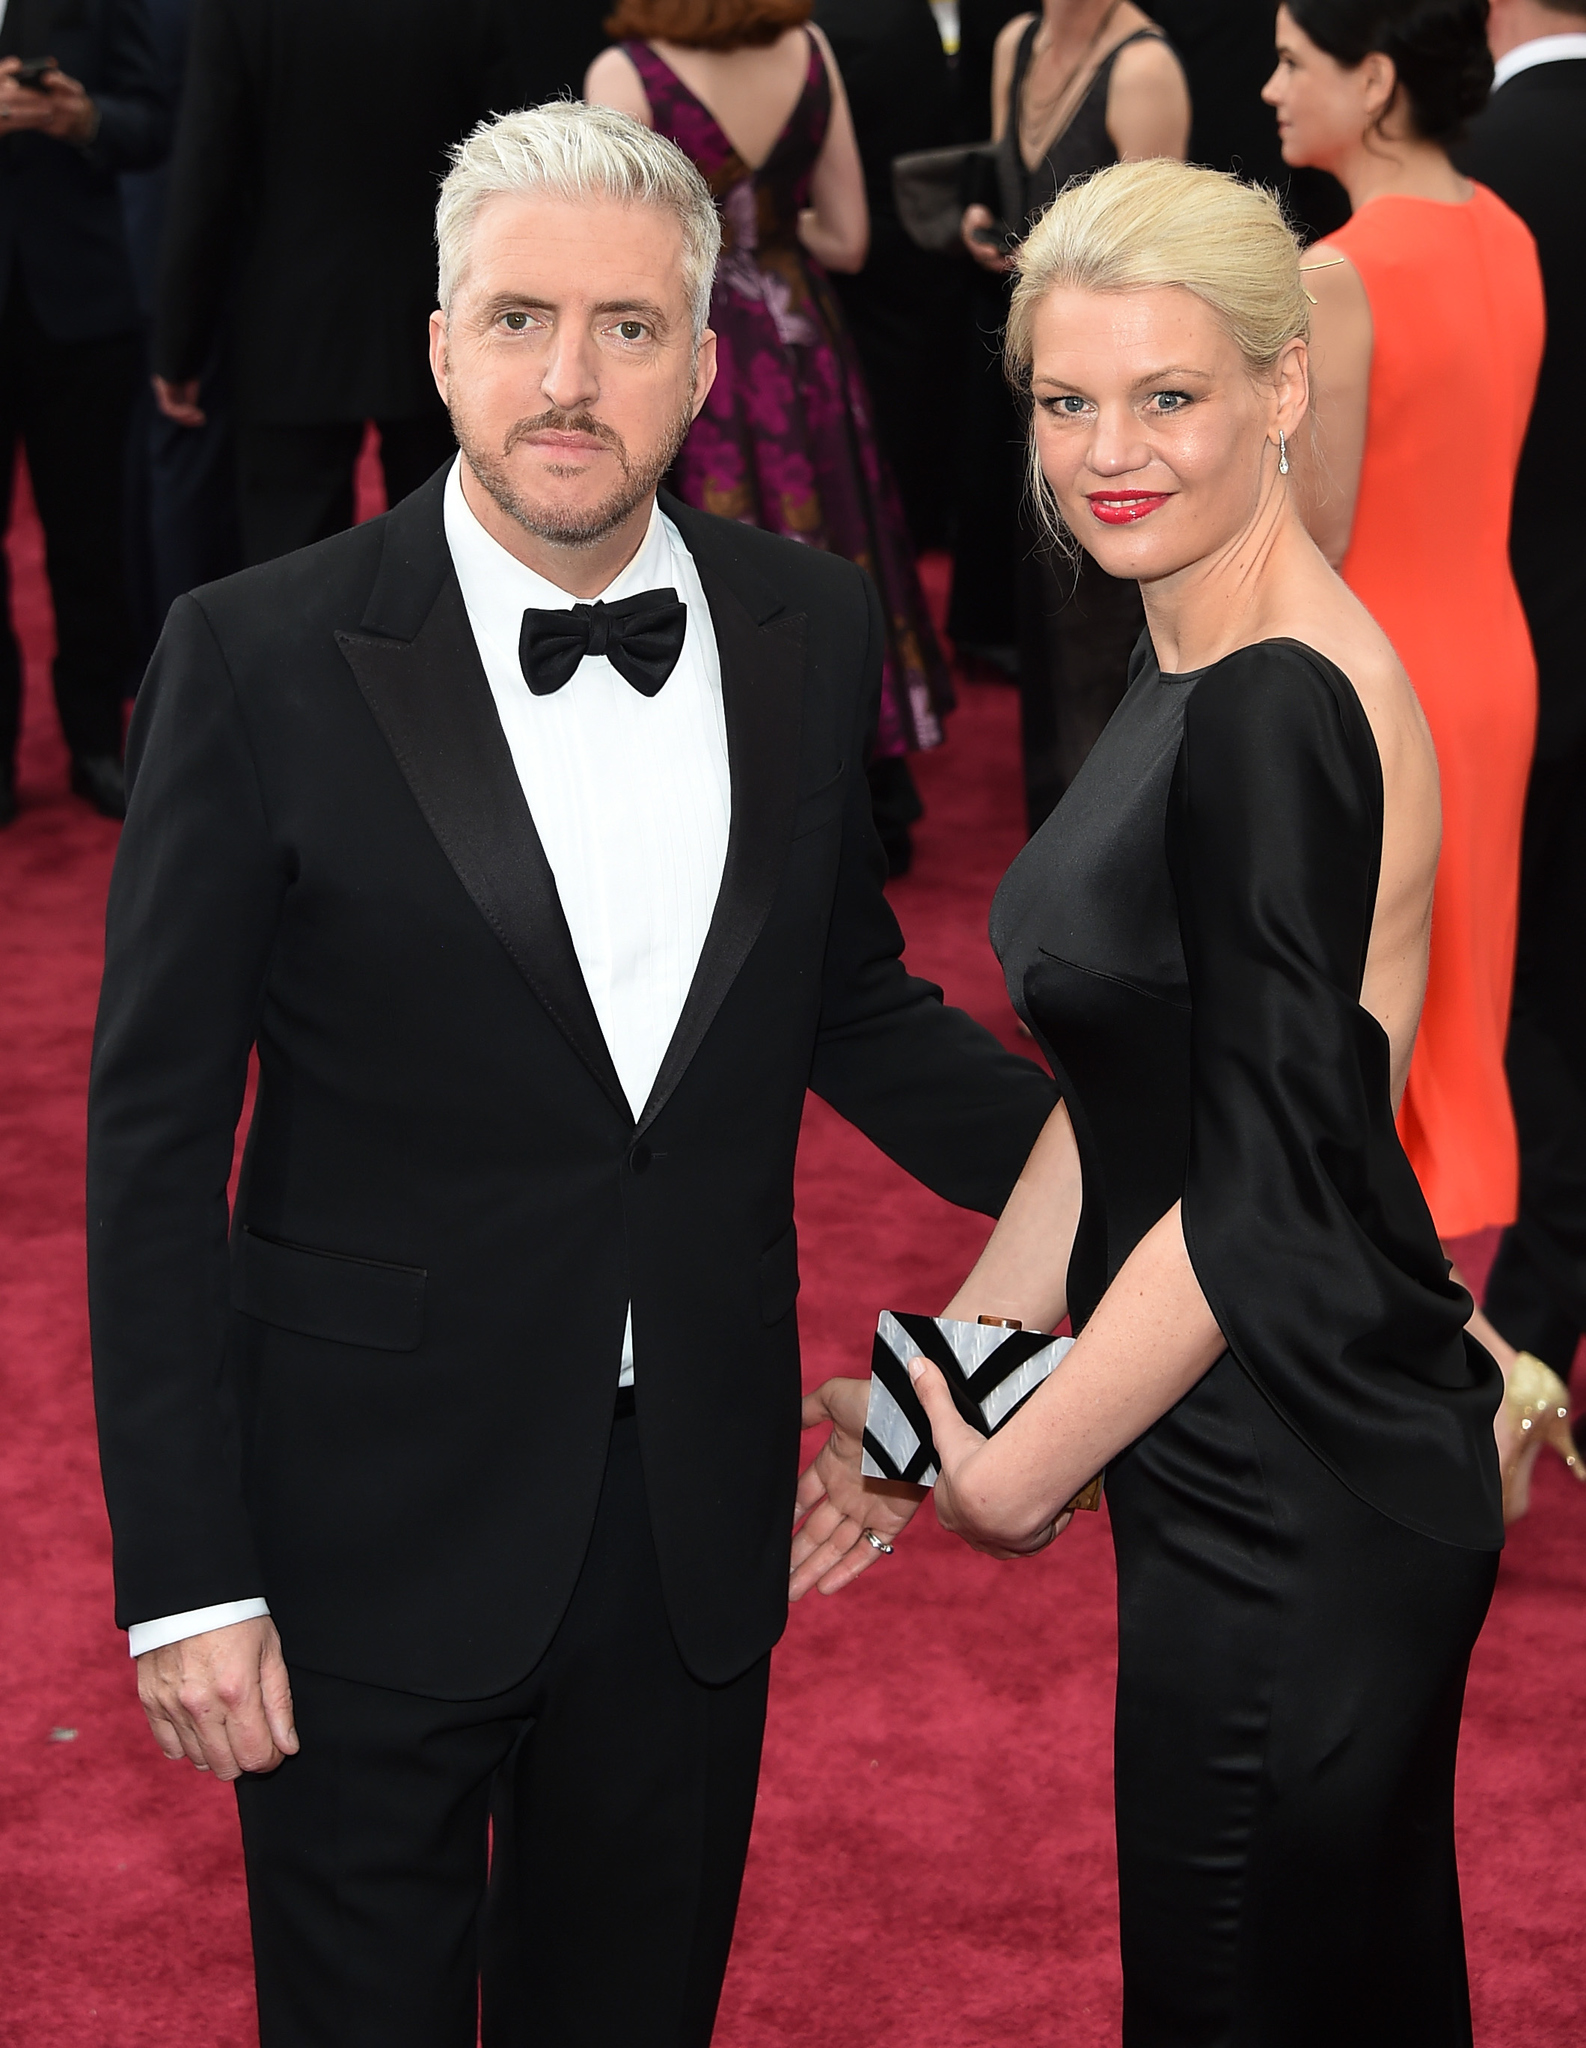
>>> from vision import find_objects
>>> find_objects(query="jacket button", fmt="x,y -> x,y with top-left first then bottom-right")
629,1144 -> 652,1176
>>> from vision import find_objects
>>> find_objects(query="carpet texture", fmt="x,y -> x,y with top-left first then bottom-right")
2,477 -> 1582,2046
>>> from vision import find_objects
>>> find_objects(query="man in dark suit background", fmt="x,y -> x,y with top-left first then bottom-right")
1458,1 -> 1586,1393
152,0 -> 516,566
120,0 -> 241,659
0,0 -> 171,824
91,100 -> 1057,2045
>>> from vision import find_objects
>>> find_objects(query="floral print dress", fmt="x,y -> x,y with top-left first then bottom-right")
625,34 -> 951,757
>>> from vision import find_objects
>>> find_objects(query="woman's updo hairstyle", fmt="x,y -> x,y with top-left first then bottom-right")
1007,160 -> 1310,546
1286,0 -> 1492,143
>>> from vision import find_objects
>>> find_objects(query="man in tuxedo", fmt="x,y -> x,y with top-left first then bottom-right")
0,0 -> 171,824
152,0 -> 517,566
1457,3 -> 1586,1386
90,101 -> 1057,2046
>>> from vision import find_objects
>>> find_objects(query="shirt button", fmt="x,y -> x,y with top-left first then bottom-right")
629,1144 -> 652,1176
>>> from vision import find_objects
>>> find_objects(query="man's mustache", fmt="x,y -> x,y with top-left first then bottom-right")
504,411 -> 630,473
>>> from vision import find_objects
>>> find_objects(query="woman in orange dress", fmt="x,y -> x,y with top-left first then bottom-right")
1264,2 -> 1564,1512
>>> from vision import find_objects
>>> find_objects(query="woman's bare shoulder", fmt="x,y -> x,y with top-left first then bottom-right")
584,44 -> 651,123
1277,578 -> 1436,797
1303,246 -> 1371,328
1110,17 -> 1186,80
996,12 -> 1038,57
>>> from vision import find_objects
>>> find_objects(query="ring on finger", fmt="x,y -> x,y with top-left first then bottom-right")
860,1528 -> 894,1556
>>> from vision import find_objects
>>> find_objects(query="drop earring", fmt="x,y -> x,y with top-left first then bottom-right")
1278,429 -> 1290,476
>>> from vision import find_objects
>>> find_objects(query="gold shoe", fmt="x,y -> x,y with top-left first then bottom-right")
1501,1351 -> 1585,1524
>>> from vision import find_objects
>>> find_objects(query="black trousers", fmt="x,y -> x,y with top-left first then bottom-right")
235,1409 -> 770,2048
237,410 -> 458,567
0,284 -> 140,767
1108,1354 -> 1497,2047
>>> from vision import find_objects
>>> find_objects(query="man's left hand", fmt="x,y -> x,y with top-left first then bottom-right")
0,59 -> 99,145
790,1377 -> 925,1600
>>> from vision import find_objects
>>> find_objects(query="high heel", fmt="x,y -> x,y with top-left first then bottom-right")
1501,1351 -> 1585,1524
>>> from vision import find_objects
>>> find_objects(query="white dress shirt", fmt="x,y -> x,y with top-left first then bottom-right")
1492,31 -> 1586,87
128,463 -> 731,1656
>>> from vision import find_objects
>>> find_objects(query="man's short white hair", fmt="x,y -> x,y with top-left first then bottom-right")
436,101 -> 723,341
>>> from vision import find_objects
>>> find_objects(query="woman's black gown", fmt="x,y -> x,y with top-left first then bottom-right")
990,635 -> 1504,2045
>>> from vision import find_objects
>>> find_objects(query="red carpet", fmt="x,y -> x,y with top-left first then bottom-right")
2,485 -> 1583,2045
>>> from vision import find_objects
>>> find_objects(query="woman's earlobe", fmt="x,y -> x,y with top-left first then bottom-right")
1363,51 -> 1399,126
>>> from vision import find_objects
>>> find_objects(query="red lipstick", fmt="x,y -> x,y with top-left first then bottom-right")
1086,491 -> 1171,525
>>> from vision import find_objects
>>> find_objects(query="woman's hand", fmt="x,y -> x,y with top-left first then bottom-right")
790,1377 -> 925,1599
907,1355 -> 1069,1559
961,204 -> 1014,274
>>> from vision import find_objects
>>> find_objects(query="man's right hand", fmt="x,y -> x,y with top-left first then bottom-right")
136,1617 -> 298,1781
153,375 -> 206,427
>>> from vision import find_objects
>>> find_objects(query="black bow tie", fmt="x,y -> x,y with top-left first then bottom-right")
519,587 -> 688,699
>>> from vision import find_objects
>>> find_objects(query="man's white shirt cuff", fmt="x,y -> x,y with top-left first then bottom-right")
128,1598 -> 272,1657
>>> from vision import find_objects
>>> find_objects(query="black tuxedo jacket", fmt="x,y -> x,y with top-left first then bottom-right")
154,0 -> 515,423
0,0 -> 172,342
88,472 -> 1057,1696
1458,60 -> 1586,687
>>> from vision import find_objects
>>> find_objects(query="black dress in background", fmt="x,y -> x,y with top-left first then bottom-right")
991,634 -> 1503,2042
944,0 -> 1025,668
814,0 -> 959,551
996,19 -> 1161,830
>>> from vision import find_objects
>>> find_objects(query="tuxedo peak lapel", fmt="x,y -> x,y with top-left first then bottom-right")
358,464 -> 455,641
636,528 -> 806,1136
337,565 -> 629,1122
658,490 -> 793,628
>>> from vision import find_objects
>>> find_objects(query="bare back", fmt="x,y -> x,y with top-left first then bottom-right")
1228,521 -> 1442,1105
585,26 -> 868,271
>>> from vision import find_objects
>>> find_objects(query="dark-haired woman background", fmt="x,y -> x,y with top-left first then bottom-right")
1264,0 -> 1565,1516
588,0 -> 952,873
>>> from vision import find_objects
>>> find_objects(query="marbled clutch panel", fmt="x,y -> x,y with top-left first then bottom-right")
861,1311 -> 1075,1487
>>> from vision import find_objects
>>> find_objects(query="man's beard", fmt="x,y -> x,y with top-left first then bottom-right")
452,396 -> 697,551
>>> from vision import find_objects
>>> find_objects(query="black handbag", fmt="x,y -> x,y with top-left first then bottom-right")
891,141 -> 1006,254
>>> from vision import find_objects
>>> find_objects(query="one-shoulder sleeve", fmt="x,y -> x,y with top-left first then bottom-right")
1165,644 -> 1502,1550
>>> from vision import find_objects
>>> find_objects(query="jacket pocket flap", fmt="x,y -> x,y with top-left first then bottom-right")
232,1229 -> 426,1352
758,1222 -> 800,1325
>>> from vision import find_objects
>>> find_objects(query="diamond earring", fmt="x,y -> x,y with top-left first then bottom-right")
1278,428 -> 1290,476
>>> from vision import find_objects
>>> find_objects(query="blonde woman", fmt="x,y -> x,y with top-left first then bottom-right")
796,160 -> 1502,2043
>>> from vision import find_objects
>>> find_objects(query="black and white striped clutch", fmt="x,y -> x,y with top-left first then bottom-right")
860,1310 -> 1076,1488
